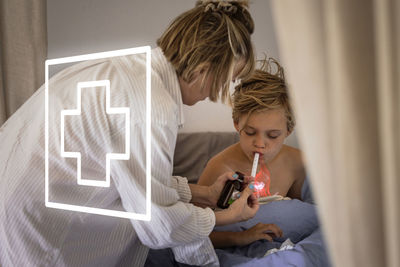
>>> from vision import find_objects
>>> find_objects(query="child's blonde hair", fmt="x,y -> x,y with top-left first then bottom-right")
157,0 -> 255,103
232,58 -> 295,133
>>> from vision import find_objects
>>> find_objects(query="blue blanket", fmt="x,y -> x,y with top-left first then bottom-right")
213,199 -> 331,267
213,199 -> 319,244
145,178 -> 331,267
216,227 -> 329,267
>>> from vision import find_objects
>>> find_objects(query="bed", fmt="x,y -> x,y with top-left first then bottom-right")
145,132 -> 331,267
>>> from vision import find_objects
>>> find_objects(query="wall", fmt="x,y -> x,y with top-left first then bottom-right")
47,0 -> 299,147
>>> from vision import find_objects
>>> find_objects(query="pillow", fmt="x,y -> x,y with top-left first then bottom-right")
213,199 -> 319,244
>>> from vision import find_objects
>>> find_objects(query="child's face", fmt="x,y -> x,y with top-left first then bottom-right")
235,108 -> 289,164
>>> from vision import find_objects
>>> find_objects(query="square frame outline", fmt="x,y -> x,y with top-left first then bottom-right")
45,46 -> 151,221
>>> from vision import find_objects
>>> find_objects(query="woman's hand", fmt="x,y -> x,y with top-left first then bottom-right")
189,172 -> 242,207
235,223 -> 283,246
207,172 -> 254,208
207,172 -> 237,208
215,186 -> 259,226
227,186 -> 259,222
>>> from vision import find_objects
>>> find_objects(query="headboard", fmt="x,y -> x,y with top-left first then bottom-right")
173,132 -> 239,183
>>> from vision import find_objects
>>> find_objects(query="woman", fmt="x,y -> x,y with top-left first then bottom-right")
0,1 -> 257,266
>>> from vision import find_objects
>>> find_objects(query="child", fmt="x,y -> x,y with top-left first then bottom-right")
197,58 -> 306,248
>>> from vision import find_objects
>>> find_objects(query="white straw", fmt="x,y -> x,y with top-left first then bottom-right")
251,153 -> 259,177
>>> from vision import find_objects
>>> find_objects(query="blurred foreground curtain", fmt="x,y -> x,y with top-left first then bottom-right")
0,0 -> 47,126
271,0 -> 399,267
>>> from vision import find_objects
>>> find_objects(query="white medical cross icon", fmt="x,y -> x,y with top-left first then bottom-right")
60,80 -> 130,188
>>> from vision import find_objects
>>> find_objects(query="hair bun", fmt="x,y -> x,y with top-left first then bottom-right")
196,0 -> 249,14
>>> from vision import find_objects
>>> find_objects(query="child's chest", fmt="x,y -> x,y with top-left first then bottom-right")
268,170 -> 295,197
235,161 -> 295,197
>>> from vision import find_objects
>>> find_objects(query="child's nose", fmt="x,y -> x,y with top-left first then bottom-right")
254,135 -> 265,148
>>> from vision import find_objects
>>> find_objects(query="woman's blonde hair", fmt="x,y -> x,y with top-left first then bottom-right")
157,0 -> 255,103
232,58 -> 295,133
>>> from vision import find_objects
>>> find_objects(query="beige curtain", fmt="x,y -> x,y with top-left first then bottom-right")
0,0 -> 47,126
271,0 -> 400,266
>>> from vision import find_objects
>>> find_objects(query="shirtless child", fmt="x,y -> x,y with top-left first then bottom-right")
198,59 -> 306,248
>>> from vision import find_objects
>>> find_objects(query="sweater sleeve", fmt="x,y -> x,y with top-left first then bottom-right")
110,121 -> 217,266
170,176 -> 192,203
104,52 -> 217,266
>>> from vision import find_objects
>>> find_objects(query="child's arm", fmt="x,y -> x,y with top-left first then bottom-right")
210,223 -> 283,248
287,175 -> 305,199
287,148 -> 306,199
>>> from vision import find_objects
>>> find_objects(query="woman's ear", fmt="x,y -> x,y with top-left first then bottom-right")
188,63 -> 210,85
198,62 -> 210,75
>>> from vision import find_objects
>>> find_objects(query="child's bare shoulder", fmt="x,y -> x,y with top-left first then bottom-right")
281,145 -> 304,168
207,143 -> 240,165
198,143 -> 239,185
